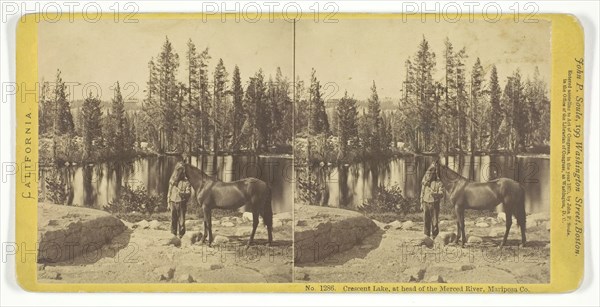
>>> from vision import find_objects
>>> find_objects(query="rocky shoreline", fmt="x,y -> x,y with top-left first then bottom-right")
37,203 -> 549,284
295,209 -> 550,284
38,204 -> 293,283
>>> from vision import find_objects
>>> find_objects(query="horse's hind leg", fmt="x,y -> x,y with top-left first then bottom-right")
454,207 -> 461,244
515,210 -> 527,247
501,210 -> 513,247
247,211 -> 259,247
263,192 -> 273,246
266,223 -> 273,247
519,220 -> 527,247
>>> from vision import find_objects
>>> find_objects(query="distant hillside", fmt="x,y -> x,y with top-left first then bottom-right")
70,98 -> 142,111
325,96 -> 399,111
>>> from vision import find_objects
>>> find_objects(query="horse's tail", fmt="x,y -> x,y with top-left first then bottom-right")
262,186 -> 273,228
514,183 -> 527,228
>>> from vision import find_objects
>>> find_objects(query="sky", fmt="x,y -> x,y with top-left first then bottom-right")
38,16 -> 550,102
38,17 -> 294,102
295,17 -> 551,100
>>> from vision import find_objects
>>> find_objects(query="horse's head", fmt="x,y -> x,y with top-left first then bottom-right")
426,159 -> 442,182
169,161 -> 186,187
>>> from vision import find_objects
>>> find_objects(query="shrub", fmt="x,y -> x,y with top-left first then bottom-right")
43,171 -> 68,205
360,183 -> 418,215
105,185 -> 166,214
295,171 -> 327,205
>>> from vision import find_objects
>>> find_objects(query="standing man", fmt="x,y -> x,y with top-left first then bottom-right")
420,168 -> 444,238
168,177 -> 192,238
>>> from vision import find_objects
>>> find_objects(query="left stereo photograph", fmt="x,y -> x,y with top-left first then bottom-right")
31,16 -> 295,284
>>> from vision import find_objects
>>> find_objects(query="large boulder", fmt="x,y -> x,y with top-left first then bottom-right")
294,205 -> 379,264
37,203 -> 127,263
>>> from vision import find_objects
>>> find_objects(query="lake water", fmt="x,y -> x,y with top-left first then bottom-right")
304,154 -> 550,213
39,155 -> 294,213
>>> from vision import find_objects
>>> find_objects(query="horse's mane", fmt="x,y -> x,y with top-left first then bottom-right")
437,162 -> 469,190
439,163 -> 466,179
183,163 -> 218,190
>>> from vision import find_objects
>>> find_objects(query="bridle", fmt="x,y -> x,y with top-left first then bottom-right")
171,163 -> 186,187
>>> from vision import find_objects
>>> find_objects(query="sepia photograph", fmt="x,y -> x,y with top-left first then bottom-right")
293,17 -> 551,284
36,17 -> 294,283
34,14 -> 553,286
4,0 -> 596,302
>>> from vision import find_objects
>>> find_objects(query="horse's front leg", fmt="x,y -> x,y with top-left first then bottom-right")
454,206 -> 461,244
199,203 -> 208,244
203,206 -> 214,246
201,219 -> 207,244
455,205 -> 466,247
459,209 -> 467,247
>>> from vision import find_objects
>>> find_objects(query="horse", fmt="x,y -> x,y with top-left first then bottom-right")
430,159 -> 527,247
168,161 -> 273,247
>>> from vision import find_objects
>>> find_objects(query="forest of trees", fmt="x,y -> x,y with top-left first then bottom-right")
39,71 -> 137,163
40,35 -> 550,166
138,37 -> 293,155
394,36 -> 550,155
39,37 -> 294,164
296,36 -> 550,165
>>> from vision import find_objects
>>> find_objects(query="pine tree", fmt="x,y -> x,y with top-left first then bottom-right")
102,110 -> 116,156
488,65 -> 502,150
529,67 -> 550,145
309,68 -> 329,135
156,36 -> 180,152
273,67 -> 291,145
357,110 -> 371,157
199,48 -> 211,150
122,115 -> 132,153
75,107 -> 84,136
397,59 -> 419,151
502,70 -> 526,151
186,39 -> 201,153
266,77 -> 277,146
294,78 -> 309,134
80,92 -> 103,160
454,47 -> 468,151
442,38 -> 457,152
212,58 -> 228,152
175,82 -> 187,151
382,120 -> 393,151
413,37 -> 436,152
231,65 -> 244,150
242,70 -> 267,151
470,57 -> 485,151
525,67 -> 550,146
186,39 -> 200,106
39,80 -> 52,135
108,81 -> 127,157
365,81 -> 383,154
53,70 -> 75,135
336,91 -> 358,160
141,57 -> 161,152
128,114 -> 137,149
